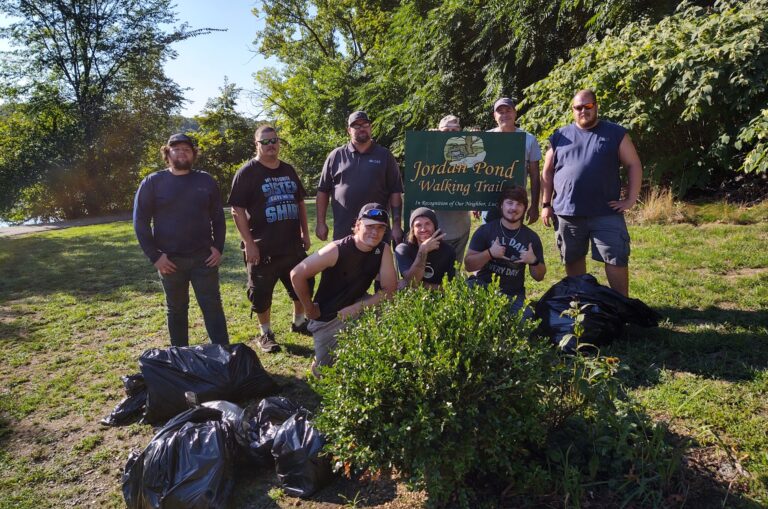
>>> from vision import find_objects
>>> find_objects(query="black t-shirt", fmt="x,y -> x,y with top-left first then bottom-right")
313,235 -> 385,322
394,242 -> 456,285
228,159 -> 307,257
467,220 -> 544,296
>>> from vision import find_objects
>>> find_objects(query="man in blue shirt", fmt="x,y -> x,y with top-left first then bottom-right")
541,89 -> 643,296
133,133 -> 229,346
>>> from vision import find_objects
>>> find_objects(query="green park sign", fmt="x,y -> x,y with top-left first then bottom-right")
404,131 -> 527,211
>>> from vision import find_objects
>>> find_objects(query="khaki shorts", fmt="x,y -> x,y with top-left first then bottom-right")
308,317 -> 345,367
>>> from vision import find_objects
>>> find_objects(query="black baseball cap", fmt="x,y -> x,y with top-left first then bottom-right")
348,111 -> 370,126
357,203 -> 389,226
167,133 -> 196,147
493,98 -> 516,111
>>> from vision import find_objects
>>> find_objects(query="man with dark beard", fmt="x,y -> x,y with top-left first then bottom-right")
464,186 -> 546,318
133,133 -> 229,346
315,111 -> 404,243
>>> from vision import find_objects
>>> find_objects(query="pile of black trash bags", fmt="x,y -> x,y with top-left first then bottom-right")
535,274 -> 662,353
102,343 -> 332,508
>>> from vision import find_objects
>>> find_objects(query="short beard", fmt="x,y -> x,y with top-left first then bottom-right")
171,159 -> 193,171
353,131 -> 371,144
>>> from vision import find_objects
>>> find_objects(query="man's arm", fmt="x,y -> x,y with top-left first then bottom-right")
527,160 -> 540,224
133,178 -> 176,273
231,206 -> 260,264
290,243 -> 339,319
206,181 -> 226,267
389,192 -> 403,244
609,134 -> 643,213
298,199 -> 311,250
315,191 -> 330,241
540,148 -> 555,228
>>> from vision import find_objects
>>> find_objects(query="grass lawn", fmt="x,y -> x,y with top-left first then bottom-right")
0,202 -> 766,508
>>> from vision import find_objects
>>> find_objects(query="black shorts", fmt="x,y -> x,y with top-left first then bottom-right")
245,249 -> 313,314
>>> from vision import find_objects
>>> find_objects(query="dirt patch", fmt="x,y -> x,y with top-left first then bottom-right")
723,267 -> 768,281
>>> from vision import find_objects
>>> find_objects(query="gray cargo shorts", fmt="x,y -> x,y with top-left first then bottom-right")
554,214 -> 630,266
308,317 -> 345,367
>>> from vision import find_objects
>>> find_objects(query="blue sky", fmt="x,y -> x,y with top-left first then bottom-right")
167,0 -> 274,117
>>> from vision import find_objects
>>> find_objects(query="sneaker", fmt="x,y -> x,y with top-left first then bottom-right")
256,330 -> 281,353
291,320 -> 311,336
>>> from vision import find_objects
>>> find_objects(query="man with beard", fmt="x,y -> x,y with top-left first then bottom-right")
541,89 -> 642,297
395,207 -> 455,289
316,111 -> 404,243
229,125 -> 313,353
133,133 -> 229,346
291,203 -> 398,374
464,186 -> 546,318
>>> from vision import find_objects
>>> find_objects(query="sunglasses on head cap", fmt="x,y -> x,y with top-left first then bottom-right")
362,208 -> 388,222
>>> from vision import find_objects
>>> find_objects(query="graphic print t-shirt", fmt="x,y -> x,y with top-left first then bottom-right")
228,159 -> 307,257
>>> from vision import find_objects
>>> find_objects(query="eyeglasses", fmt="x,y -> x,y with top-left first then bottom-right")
349,122 -> 371,130
257,137 -> 280,145
572,103 -> 596,112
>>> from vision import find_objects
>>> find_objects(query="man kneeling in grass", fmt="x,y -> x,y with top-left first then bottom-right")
291,203 -> 398,375
464,186 -> 546,318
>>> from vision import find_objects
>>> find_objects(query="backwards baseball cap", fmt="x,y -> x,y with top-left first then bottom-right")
493,97 -> 516,111
438,115 -> 461,130
409,207 -> 438,229
348,110 -> 370,126
358,203 -> 389,226
167,133 -> 196,147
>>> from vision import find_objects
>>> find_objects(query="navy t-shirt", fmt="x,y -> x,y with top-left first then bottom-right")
394,242 -> 456,285
467,220 -> 544,297
133,169 -> 225,263
228,159 -> 307,257
549,120 -> 627,216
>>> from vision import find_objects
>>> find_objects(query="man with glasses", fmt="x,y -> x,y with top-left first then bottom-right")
229,125 -> 313,353
133,133 -> 229,347
316,111 -> 404,243
541,89 -> 642,296
485,97 -> 542,224
291,203 -> 398,374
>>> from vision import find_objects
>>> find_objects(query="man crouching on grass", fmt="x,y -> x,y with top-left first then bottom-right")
290,203 -> 398,375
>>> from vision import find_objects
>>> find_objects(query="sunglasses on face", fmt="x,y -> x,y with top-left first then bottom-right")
572,103 -> 596,112
257,137 -> 280,145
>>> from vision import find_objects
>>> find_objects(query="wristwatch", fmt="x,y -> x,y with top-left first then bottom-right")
542,202 -> 552,209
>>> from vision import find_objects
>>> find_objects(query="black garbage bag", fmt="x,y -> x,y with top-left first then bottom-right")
101,374 -> 147,426
140,343 -> 278,425
272,408 -> 333,498
242,397 -> 303,465
534,274 -> 661,353
122,406 -> 235,509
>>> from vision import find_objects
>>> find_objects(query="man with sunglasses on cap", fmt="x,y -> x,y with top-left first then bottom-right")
484,97 -> 542,225
291,203 -> 398,374
541,89 -> 642,297
229,125 -> 313,353
316,111 -> 404,244
133,133 -> 229,347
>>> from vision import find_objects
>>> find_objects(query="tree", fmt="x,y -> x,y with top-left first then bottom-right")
0,0 -> 212,219
521,0 -> 768,195
192,79 -> 258,199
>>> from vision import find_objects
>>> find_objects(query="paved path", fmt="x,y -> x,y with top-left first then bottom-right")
0,213 -> 133,238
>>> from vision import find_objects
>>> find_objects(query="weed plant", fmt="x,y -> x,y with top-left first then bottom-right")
311,278 -> 682,507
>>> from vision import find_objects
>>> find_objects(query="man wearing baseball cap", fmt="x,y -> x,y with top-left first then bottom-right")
485,97 -> 542,225
133,133 -> 229,346
291,203 -> 398,373
316,111 -> 404,244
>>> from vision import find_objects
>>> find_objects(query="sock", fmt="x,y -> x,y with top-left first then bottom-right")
260,322 -> 271,334
293,313 -> 306,325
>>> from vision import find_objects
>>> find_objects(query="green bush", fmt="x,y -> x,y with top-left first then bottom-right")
311,279 -> 683,507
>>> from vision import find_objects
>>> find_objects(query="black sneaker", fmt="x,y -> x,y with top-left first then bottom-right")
256,330 -> 281,353
291,320 -> 311,336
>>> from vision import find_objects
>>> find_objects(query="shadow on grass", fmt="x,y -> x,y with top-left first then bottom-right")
605,306 -> 768,387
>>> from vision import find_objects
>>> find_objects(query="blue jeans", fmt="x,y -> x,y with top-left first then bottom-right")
159,249 -> 229,347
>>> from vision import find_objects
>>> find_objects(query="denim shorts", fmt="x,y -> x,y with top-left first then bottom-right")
554,214 -> 630,266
